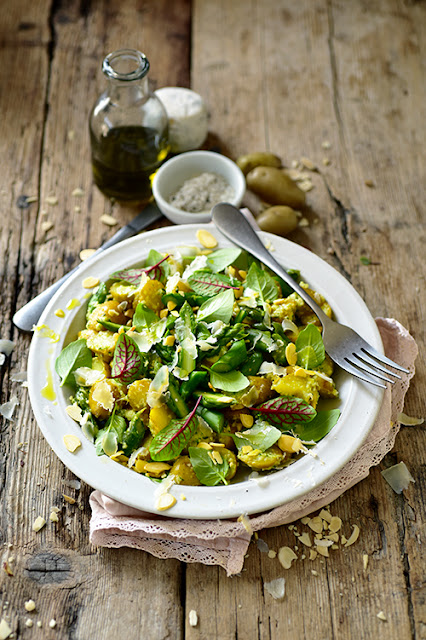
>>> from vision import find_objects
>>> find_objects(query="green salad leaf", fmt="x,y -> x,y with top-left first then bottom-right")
209,369 -> 250,392
206,248 -> 242,273
245,262 -> 280,306
133,303 -> 158,331
293,409 -> 340,442
197,289 -> 235,324
295,324 -> 325,369
232,420 -> 281,451
188,446 -> 230,486
55,339 -> 92,387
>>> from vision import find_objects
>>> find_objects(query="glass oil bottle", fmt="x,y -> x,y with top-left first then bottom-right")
89,49 -> 169,202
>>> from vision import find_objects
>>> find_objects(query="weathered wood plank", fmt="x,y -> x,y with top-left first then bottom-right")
189,1 -> 425,639
1,1 -> 191,639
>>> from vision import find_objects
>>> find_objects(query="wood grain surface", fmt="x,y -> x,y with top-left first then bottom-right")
0,1 -> 424,639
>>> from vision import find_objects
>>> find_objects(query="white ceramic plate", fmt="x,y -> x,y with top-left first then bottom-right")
28,225 -> 384,519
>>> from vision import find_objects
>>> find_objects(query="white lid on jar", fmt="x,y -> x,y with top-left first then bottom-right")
155,87 -> 209,153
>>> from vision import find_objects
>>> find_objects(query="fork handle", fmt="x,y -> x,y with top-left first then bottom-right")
212,203 -> 329,324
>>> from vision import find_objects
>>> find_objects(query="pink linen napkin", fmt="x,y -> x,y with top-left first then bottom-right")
90,318 -> 418,575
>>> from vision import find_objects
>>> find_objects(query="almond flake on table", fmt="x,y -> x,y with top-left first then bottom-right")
32,516 -> 46,532
278,546 -> 297,569
41,220 -> 54,233
377,611 -> 387,622
79,248 -> 96,261
72,187 -> 84,197
344,524 -> 360,547
100,214 -> 118,226
24,600 -> 36,612
397,412 -> 424,426
45,195 -> 58,205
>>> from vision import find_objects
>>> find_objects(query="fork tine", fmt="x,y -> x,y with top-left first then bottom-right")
360,346 -> 409,374
350,354 -> 396,384
356,351 -> 401,379
340,359 -> 387,388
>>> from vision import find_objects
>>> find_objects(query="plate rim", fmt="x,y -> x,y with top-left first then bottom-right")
27,224 -> 384,519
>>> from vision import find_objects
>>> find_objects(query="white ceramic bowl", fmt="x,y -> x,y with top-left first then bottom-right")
152,150 -> 246,224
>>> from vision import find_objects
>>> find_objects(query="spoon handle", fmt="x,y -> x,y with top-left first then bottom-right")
211,203 -> 327,321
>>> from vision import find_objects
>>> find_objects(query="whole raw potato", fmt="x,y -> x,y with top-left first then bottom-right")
246,166 -> 306,208
257,206 -> 299,236
237,152 -> 281,176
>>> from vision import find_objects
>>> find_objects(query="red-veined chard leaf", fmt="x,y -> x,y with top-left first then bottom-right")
110,333 -> 144,384
292,409 -> 340,442
188,270 -> 240,297
251,396 -> 316,429
110,254 -> 170,284
149,397 -> 202,462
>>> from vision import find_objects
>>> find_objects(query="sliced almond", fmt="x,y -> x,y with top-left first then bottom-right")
285,342 -> 297,366
278,546 -> 297,569
196,229 -> 218,249
79,249 -> 96,261
308,516 -> 323,534
100,214 -> 118,227
32,516 -> 46,532
63,434 -> 81,453
240,413 -> 254,428
345,524 -> 360,547
156,493 -> 176,511
66,404 -> 83,422
329,516 -> 342,533
82,276 -> 100,289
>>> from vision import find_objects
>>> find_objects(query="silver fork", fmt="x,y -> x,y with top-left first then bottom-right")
212,203 -> 409,388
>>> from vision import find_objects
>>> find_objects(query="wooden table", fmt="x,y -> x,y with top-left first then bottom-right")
1,1 -> 424,638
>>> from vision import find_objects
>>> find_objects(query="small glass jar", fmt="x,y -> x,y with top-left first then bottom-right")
89,49 -> 169,202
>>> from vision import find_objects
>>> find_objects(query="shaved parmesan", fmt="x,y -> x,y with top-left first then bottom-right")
264,577 -> 286,600
381,462 -> 415,493
147,365 -> 169,408
0,339 -> 15,361
0,395 -> 19,420
181,255 -> 208,281
281,319 -> 299,336
74,367 -> 104,386
258,362 -> 288,376
256,537 -> 269,553
91,380 -> 114,412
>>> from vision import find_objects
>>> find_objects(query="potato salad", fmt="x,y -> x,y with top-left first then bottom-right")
56,240 -> 340,487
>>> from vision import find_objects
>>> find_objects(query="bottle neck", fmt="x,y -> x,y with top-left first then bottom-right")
102,49 -> 150,105
107,75 -> 150,106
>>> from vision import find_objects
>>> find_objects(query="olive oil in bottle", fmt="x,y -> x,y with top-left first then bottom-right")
90,125 -> 169,201
89,49 -> 169,202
